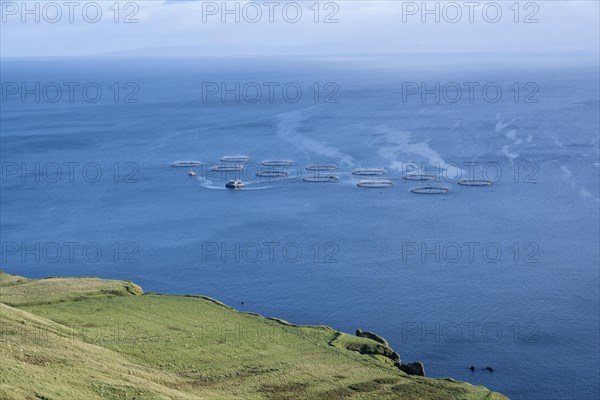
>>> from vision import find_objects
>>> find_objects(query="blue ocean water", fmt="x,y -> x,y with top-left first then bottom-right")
1,57 -> 599,400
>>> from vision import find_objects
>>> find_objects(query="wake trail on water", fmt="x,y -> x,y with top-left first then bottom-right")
495,115 -> 599,204
370,126 -> 464,179
144,115 -> 277,152
195,177 -> 276,191
275,110 -> 355,168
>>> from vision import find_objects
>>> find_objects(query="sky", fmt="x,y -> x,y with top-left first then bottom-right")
0,0 -> 599,58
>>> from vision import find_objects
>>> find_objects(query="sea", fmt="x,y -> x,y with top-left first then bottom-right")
1,55 -> 599,399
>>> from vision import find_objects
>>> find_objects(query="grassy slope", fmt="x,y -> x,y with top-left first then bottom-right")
0,272 -> 508,400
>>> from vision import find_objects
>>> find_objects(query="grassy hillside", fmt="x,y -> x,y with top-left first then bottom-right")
0,271 -> 508,399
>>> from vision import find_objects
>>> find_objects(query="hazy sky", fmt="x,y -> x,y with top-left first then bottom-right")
1,0 -> 598,57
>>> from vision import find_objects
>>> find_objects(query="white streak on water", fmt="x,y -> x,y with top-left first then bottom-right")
560,165 -> 572,180
276,110 -> 355,167
560,165 -> 600,204
494,116 -> 517,133
579,188 -> 599,203
495,116 -> 525,162
195,176 -> 274,191
370,126 -> 463,178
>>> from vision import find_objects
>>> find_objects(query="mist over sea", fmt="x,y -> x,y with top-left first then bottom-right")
1,56 -> 599,400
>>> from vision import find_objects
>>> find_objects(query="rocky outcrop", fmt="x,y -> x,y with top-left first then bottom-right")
344,342 -> 400,363
396,362 -> 425,376
355,329 -> 426,377
356,329 -> 389,346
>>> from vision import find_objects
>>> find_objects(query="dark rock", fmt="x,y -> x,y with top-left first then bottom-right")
348,343 -> 399,363
484,367 -> 495,372
355,329 -> 389,346
397,362 -> 425,376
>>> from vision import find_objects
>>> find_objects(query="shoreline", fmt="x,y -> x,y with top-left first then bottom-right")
1,270 -> 508,399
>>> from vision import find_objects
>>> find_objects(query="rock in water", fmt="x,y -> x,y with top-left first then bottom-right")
397,362 -> 425,376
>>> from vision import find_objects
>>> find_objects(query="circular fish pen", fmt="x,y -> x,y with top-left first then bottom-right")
410,187 -> 449,195
220,155 -> 250,163
302,175 -> 338,183
211,165 -> 243,172
457,179 -> 494,186
352,168 -> 386,176
256,170 -> 288,178
403,173 -> 437,181
305,165 -> 337,172
261,160 -> 292,167
357,179 -> 393,188
171,161 -> 203,167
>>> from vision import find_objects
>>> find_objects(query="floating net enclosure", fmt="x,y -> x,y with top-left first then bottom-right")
171,161 -> 203,167
211,165 -> 243,172
261,160 -> 292,167
352,168 -> 386,176
403,173 -> 437,181
256,170 -> 288,178
457,179 -> 494,186
411,186 -> 449,194
305,164 -> 337,172
302,175 -> 338,183
357,179 -> 393,188
220,155 -> 250,163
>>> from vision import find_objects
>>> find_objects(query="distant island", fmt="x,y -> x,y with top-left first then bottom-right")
0,271 -> 507,399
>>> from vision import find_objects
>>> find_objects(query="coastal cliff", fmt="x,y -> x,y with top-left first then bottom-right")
0,271 -> 508,399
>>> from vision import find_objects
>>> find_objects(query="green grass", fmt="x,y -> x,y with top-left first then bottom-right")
0,273 -> 142,307
0,271 -> 508,399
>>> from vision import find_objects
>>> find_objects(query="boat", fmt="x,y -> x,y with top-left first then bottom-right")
188,170 -> 197,176
225,179 -> 244,189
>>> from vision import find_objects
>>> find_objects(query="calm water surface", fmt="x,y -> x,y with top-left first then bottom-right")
1,57 -> 599,400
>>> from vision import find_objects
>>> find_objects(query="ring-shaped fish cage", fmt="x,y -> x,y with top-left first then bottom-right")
305,165 -> 337,172
220,156 -> 250,163
171,161 -> 203,167
357,179 -> 393,188
352,168 -> 386,176
457,179 -> 494,186
211,165 -> 243,172
261,160 -> 292,167
410,186 -> 449,194
256,170 -> 289,178
403,173 -> 437,181
302,175 -> 338,183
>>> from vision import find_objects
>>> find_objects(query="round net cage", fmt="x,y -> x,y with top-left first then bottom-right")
357,179 -> 393,188
171,161 -> 203,167
352,168 -> 386,176
256,170 -> 288,178
305,165 -> 337,172
302,175 -> 338,183
403,173 -> 437,181
211,165 -> 243,172
410,186 -> 449,195
457,179 -> 494,186
220,155 -> 250,163
261,160 -> 292,167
